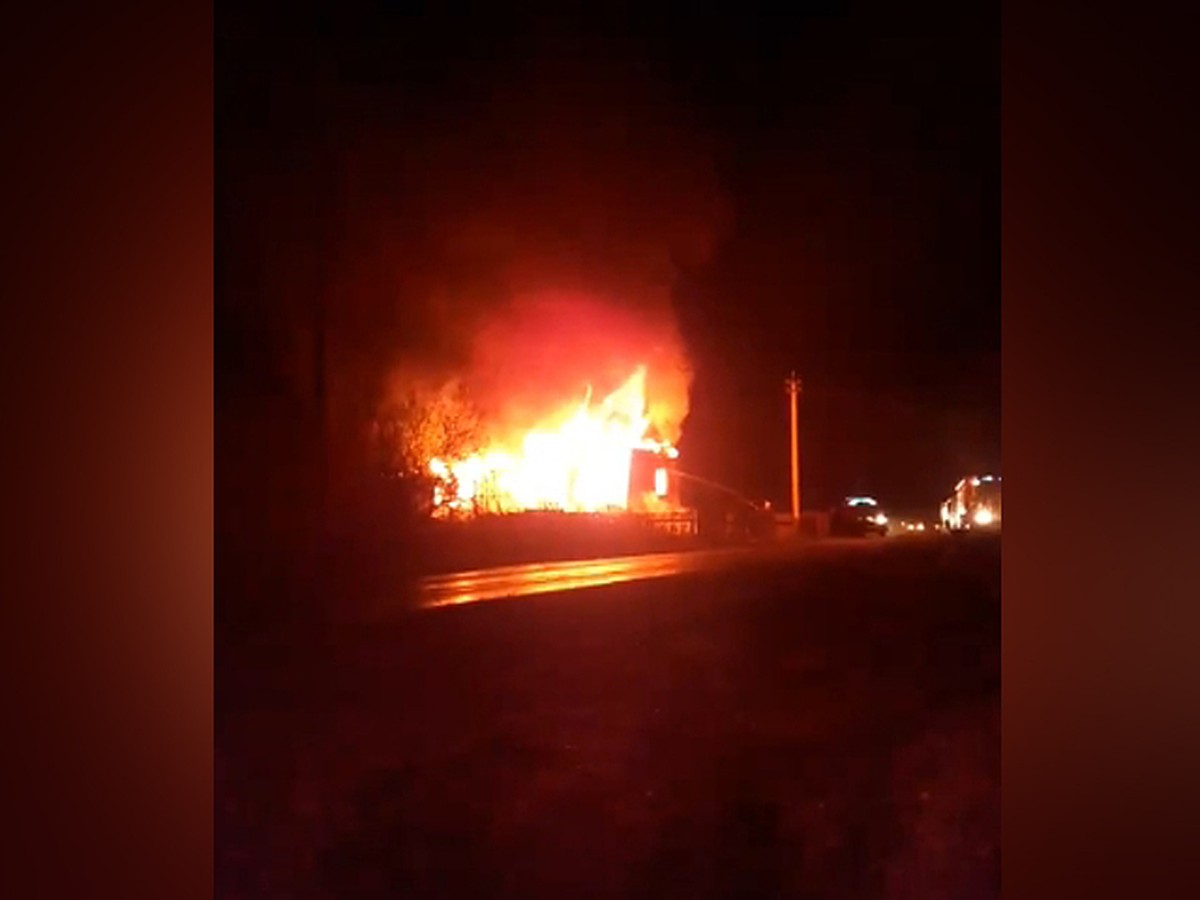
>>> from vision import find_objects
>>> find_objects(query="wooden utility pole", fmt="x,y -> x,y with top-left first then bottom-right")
785,372 -> 802,527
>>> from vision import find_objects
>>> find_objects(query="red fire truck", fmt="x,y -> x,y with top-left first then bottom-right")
942,475 -> 1002,532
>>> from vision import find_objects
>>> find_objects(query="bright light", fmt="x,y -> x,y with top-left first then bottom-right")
872,513 -> 888,525
973,508 -> 994,526
970,477 -> 981,486
428,366 -> 680,515
654,467 -> 668,497
917,523 -> 925,531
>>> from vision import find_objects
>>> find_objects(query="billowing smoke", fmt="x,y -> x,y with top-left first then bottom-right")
361,32 -> 727,452
467,292 -> 693,445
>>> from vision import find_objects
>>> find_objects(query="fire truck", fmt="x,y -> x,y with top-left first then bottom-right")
942,475 -> 1001,532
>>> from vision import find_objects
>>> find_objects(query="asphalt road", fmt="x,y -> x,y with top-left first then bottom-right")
417,541 -> 873,609
218,534 -> 1000,900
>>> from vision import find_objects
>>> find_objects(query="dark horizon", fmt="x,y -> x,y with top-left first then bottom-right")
217,3 -> 998,517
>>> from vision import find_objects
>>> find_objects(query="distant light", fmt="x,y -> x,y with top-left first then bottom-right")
872,513 -> 888,525
917,522 -> 925,531
974,508 -> 994,526
970,477 -> 981,486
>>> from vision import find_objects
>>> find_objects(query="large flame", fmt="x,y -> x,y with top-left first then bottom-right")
430,366 -> 677,515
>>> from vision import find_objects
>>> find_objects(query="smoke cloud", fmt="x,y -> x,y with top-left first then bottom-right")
359,33 -> 728,449
467,292 -> 693,444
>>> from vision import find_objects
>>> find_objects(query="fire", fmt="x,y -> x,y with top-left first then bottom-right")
429,366 -> 678,515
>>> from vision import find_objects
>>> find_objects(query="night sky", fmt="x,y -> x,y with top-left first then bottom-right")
218,3 -> 998,517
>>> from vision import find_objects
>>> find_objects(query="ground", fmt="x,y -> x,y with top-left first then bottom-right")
217,534 -> 1000,899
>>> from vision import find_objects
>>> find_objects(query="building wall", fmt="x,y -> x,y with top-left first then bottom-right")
628,449 -> 682,512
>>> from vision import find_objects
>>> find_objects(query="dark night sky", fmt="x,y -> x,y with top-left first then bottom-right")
218,2 -> 999,515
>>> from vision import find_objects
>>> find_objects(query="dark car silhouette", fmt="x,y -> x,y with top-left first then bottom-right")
830,496 -> 889,537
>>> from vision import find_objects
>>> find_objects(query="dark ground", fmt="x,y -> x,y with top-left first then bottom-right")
216,534 -> 1000,899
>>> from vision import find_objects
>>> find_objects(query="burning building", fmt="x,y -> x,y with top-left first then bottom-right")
627,446 -> 694,535
627,446 -> 681,512
426,365 -> 695,533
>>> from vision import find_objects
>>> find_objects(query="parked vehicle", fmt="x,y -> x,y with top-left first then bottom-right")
944,475 -> 1001,532
830,496 -> 889,537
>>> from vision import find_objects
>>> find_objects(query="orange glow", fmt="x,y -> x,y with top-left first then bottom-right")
429,366 -> 677,515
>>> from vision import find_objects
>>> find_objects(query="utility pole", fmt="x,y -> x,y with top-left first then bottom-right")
785,371 -> 802,528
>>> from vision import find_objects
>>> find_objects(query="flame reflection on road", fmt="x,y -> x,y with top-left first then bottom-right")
419,549 -> 747,609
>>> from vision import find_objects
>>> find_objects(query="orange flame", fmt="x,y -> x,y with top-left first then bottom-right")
430,366 -> 677,515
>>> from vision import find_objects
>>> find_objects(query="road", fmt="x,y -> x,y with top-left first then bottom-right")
218,534 -> 1000,900
417,540 -> 872,608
